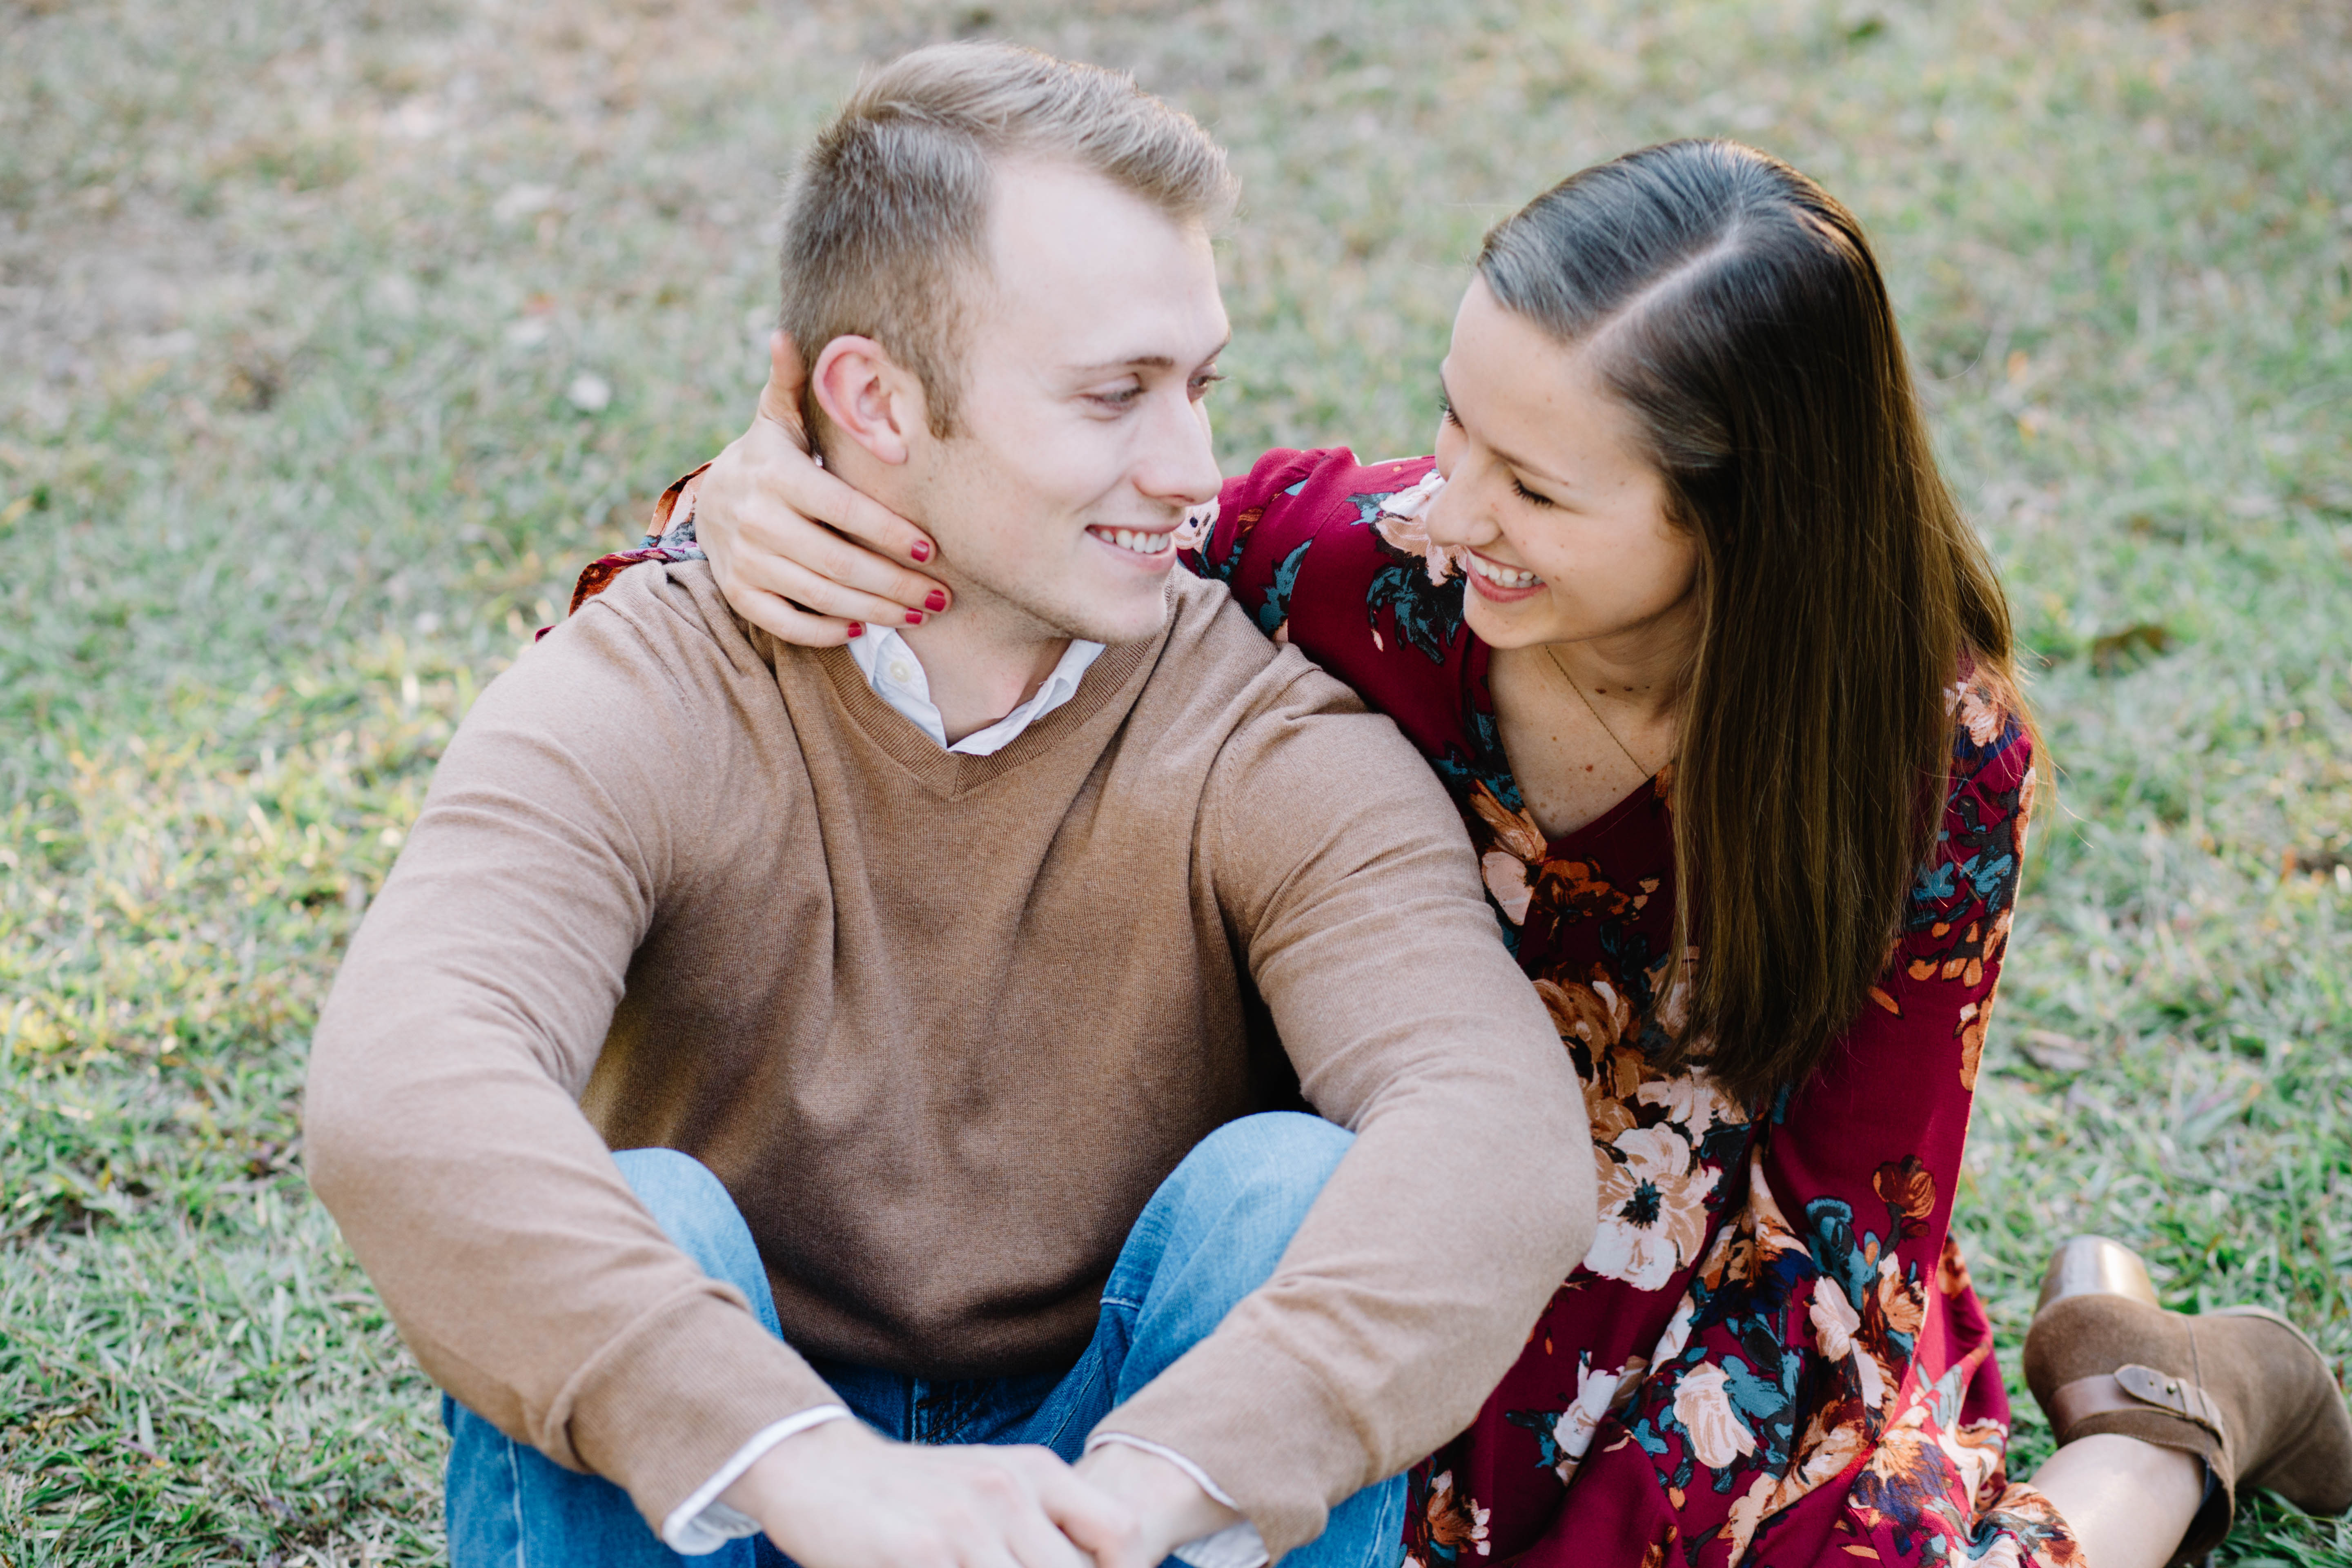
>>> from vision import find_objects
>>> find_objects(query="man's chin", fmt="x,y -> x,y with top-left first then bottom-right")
957,559 -> 1173,648
1041,581 -> 1172,648
1061,597 -> 1170,648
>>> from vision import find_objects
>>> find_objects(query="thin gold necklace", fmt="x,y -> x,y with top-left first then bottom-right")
1545,645 -> 1655,777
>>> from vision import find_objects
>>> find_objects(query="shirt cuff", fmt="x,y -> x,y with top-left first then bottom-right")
1087,1432 -> 1270,1568
659,1404 -> 854,1555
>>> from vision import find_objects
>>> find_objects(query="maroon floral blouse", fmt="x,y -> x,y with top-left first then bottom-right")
1190,448 -> 2077,1568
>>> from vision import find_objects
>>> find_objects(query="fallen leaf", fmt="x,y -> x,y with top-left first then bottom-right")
2090,621 -> 2172,673
2018,1028 -> 2093,1072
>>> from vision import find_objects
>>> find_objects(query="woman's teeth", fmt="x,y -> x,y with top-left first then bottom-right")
1093,527 -> 1175,556
1468,554 -> 1542,589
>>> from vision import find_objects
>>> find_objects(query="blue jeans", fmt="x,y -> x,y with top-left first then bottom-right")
444,1112 -> 1408,1568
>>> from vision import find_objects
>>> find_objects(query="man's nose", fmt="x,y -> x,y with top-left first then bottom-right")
1134,389 -> 1224,509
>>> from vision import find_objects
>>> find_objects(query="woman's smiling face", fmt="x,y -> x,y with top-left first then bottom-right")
1425,277 -> 1701,656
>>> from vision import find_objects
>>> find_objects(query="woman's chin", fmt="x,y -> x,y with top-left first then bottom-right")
1462,590 -> 1559,650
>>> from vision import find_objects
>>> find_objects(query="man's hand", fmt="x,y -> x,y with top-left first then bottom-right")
1076,1440 -> 1245,1568
722,1417 -> 1147,1568
694,331 -> 951,647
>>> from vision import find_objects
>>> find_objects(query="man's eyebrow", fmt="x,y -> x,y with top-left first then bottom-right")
1439,369 -> 1573,489
1067,338 -> 1231,375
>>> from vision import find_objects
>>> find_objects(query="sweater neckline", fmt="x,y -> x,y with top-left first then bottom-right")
808,622 -> 1161,798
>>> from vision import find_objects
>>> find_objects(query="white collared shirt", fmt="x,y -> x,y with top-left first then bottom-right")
846,625 -> 1106,756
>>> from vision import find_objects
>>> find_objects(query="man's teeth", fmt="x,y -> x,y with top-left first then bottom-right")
1095,527 -> 1175,556
1469,554 -> 1542,589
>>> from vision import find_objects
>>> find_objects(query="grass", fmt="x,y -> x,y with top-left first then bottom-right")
2,0 -> 2348,1561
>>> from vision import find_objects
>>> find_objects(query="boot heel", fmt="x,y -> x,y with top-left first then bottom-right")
2207,1307 -> 2352,1515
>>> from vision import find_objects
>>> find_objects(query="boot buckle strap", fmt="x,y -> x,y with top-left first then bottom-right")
2114,1363 -> 2227,1436
2047,1365 -> 2227,1443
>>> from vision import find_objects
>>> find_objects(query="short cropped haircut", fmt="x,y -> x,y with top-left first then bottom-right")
777,42 -> 1236,439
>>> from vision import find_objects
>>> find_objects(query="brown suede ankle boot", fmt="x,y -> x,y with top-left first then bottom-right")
2022,1236 -> 2352,1565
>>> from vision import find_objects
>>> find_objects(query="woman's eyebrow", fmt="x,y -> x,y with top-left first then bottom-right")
1440,370 -> 1575,490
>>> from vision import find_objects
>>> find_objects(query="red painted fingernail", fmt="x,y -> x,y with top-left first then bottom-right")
924,590 -> 948,612
904,610 -> 924,626
909,539 -> 932,563
845,622 -> 863,638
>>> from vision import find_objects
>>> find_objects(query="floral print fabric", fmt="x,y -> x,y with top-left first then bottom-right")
1189,448 -> 2074,1568
543,463 -> 712,639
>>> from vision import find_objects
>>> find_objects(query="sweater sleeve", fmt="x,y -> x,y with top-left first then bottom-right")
1091,657 -> 1597,1557
303,575 -> 842,1533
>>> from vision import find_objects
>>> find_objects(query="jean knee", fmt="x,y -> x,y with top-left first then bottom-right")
1102,1113 -> 1355,1398
1185,1111 -> 1351,1193
612,1145 -> 727,1226
1163,1111 -> 1351,1249
610,1147 -> 776,1334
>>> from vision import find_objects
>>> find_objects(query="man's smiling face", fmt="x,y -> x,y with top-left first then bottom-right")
898,157 -> 1230,646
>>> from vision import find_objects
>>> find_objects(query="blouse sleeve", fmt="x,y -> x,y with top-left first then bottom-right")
1182,448 -> 1488,769
1184,446 -> 1349,624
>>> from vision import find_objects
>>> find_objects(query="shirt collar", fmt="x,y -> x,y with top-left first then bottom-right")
846,627 -> 1106,757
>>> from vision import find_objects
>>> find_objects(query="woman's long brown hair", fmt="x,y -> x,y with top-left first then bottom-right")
1479,139 -> 2029,1109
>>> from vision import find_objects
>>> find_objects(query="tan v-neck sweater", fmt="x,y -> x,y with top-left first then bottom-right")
304,560 -> 1589,1555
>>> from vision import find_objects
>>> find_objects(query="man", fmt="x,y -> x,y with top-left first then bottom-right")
306,42 -> 1592,1568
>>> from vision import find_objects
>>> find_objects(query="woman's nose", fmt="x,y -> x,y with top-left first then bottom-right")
1423,471 -> 1493,547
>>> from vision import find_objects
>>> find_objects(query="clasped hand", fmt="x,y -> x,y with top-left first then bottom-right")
722,1416 -> 1239,1568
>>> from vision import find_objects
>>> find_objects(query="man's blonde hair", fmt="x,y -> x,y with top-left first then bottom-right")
779,42 -> 1236,439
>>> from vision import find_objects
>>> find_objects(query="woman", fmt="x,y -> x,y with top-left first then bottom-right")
608,141 -> 2352,1567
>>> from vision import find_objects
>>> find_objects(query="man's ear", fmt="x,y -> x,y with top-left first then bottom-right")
808,336 -> 926,468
